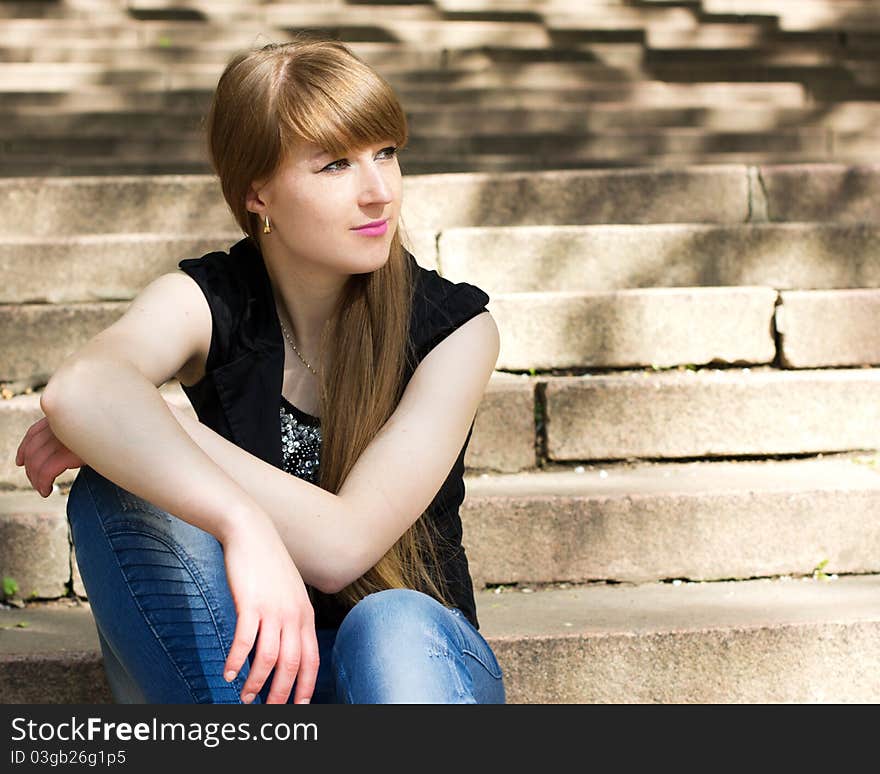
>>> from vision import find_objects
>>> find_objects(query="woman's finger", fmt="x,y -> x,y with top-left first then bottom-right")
16,418 -> 51,468
224,609 -> 259,690
36,447 -> 73,498
23,431 -> 61,496
263,625 -> 302,704
15,417 -> 48,466
239,620 -> 280,704
292,625 -> 320,705
23,432 -> 57,495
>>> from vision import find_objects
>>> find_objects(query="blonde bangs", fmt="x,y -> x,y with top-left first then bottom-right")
274,44 -> 408,160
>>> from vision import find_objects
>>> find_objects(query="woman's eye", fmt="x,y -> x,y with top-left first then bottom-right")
321,145 -> 397,172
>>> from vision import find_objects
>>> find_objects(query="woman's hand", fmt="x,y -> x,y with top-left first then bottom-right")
220,516 -> 320,705
15,415 -> 85,496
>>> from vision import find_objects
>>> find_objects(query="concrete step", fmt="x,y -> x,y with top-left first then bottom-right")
8,151 -> 871,179
462,454 -> 880,588
481,574 -> 880,702
777,289 -> 880,367
0,165 -> 751,235
645,23 -> 836,50
490,287 -> 781,370
0,230 -> 439,306
4,575 -> 880,702
0,372 -> 536,495
0,40 -> 648,68
4,280 -> 878,377
542,366 -> 880,461
437,222 -> 880,293
0,61 -> 649,92
7,102 -> 880,135
702,0 -> 880,32
0,233 -> 247,304
0,601 -> 112,703
0,287 -> 777,381
0,81 -> 811,111
10,102 -> 880,136
0,18 -> 554,49
7,452 -> 880,604
5,365 -> 880,489
1,164 -> 876,236
0,127 -> 838,163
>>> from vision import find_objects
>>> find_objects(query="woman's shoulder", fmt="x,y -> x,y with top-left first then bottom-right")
176,238 -> 264,370
178,239 -> 251,288
406,249 -> 491,361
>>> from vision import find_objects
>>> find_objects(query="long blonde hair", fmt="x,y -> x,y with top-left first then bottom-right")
205,36 -> 453,611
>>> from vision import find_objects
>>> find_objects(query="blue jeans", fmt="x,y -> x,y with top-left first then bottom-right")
66,465 -> 505,704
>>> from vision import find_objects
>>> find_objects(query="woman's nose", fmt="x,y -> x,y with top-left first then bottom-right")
358,162 -> 393,205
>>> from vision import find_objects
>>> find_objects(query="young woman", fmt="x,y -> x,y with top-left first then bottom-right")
14,37 -> 505,704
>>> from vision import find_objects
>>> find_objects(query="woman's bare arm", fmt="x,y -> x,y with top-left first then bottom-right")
42,359 -> 322,703
43,359 -> 260,538
44,311 -> 498,595
162,311 -> 500,594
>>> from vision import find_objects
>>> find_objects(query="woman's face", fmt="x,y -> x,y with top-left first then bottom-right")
248,136 -> 403,277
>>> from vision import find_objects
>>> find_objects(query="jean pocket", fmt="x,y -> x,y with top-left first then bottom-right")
450,608 -> 504,680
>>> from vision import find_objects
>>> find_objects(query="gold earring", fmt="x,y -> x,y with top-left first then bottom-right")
263,214 -> 272,234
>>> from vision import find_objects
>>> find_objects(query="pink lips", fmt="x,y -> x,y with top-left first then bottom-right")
352,219 -> 388,237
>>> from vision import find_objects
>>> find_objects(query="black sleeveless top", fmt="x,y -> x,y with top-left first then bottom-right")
177,237 -> 490,630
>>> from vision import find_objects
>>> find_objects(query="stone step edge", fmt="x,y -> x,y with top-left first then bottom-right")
3,575 -> 880,702
3,451 -> 879,601
4,574 -> 878,651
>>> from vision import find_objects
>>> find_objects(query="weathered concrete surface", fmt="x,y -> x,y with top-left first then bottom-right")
0,166 -> 752,236
5,576 -> 880,703
402,165 -> 750,230
0,372 -> 537,495
0,601 -> 112,703
1,302 -> 128,384
465,372 -> 537,473
489,287 -> 777,369
544,367 -> 880,460
0,175 -> 232,237
461,455 -> 880,587
479,574 -> 880,703
0,489 -> 70,599
438,222 -> 880,293
759,162 -> 880,223
778,289 -> 880,367
0,233 -> 240,304
0,229 -> 437,304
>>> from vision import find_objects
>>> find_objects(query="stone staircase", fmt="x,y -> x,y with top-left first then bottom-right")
2,0 -> 880,703
1,0 -> 880,174
2,162 -> 880,703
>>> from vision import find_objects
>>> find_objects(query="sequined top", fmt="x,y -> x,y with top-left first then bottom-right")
279,395 -> 321,484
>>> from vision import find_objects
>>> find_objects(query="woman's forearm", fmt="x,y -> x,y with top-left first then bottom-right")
42,358 -> 275,551
164,398 -> 355,593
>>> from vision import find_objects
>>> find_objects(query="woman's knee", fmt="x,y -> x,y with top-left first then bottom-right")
331,589 -> 468,703
336,588 -> 448,642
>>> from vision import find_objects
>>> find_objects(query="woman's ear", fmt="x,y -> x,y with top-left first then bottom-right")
245,181 -> 268,216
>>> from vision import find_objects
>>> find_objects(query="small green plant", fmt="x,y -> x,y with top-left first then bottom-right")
2,576 -> 19,598
812,559 -> 830,581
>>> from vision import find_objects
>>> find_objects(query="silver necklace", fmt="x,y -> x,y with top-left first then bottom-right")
279,317 -> 319,377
